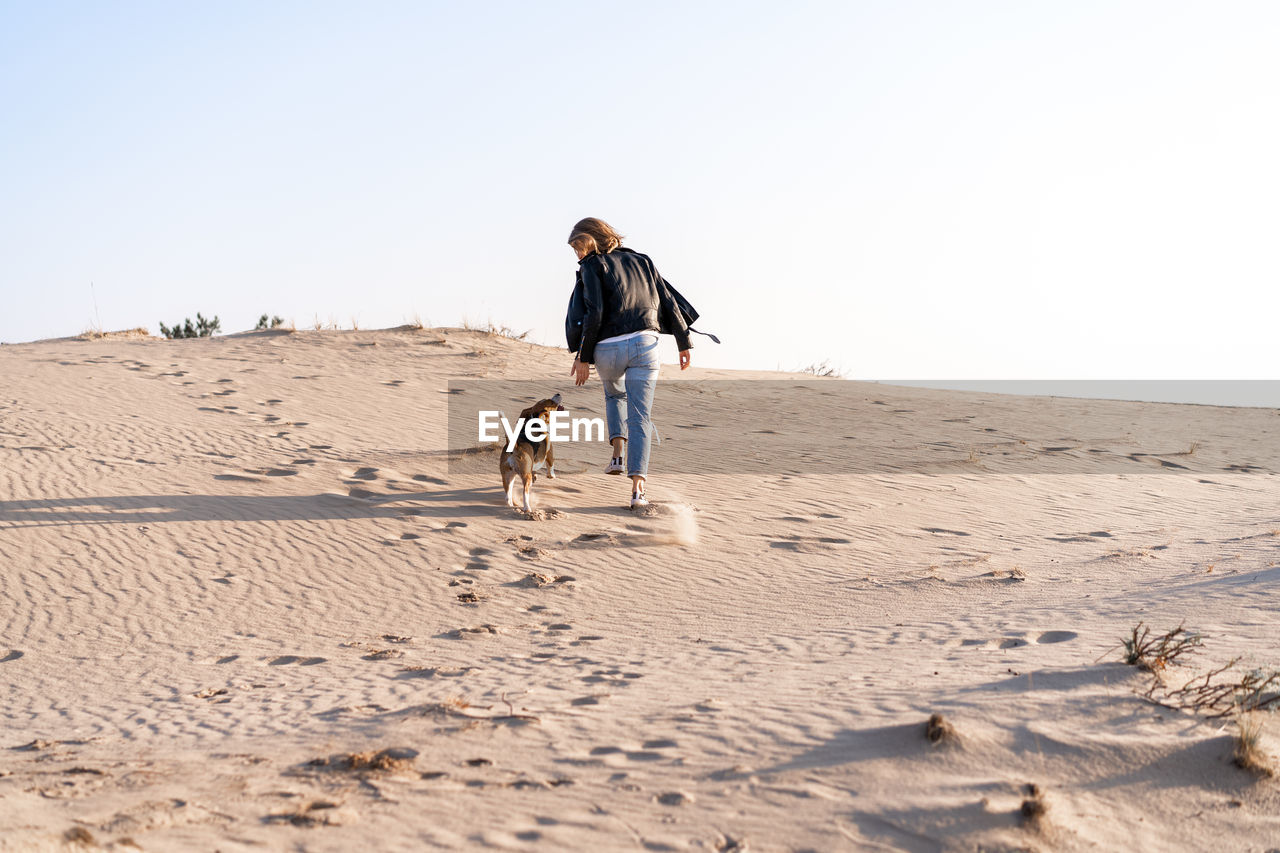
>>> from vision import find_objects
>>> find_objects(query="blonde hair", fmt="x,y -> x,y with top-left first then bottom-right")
568,217 -> 623,256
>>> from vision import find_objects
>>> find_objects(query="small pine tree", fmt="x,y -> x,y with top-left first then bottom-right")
159,313 -> 221,339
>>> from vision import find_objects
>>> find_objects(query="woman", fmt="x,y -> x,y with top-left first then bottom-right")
567,218 -> 692,509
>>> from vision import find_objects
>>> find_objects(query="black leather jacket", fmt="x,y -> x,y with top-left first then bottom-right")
575,248 -> 692,364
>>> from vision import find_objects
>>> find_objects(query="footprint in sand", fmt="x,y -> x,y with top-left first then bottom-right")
589,739 -> 678,763
511,572 -> 574,588
1036,630 -> 1078,644
1,650 -> 24,663
351,467 -> 379,481
412,474 -> 448,485
397,665 -> 471,679
361,649 -> 405,661
582,669 -> 643,687
1047,531 -> 1113,543
267,655 -> 328,666
769,535 -> 852,551
440,625 -> 502,640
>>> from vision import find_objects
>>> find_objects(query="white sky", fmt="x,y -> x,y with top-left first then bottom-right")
2,1 -> 1277,381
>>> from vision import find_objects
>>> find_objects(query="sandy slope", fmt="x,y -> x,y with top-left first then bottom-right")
0,328 -> 1277,851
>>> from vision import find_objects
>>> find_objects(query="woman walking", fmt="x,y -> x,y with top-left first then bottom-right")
567,218 -> 692,508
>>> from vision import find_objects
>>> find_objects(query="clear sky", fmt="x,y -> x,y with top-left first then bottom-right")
3,1 -> 1278,383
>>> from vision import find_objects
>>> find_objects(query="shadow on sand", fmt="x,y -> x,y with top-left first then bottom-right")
0,488 -> 506,528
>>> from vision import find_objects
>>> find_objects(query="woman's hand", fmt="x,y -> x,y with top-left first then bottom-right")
679,350 -> 691,370
570,357 -> 590,386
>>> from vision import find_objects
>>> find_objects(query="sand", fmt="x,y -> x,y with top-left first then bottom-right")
0,327 -> 1277,851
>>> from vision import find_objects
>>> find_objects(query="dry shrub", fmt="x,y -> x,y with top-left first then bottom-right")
798,359 -> 844,377
1122,622 -> 1203,671
1149,661 -> 1280,718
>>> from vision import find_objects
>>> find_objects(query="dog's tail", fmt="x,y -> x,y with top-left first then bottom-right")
498,410 -> 516,469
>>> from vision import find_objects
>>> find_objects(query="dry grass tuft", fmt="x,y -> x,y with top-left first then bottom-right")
1234,713 -> 1275,777
1019,784 -> 1050,832
78,327 -> 150,341
310,747 -> 418,773
63,826 -> 96,845
925,712 -> 959,746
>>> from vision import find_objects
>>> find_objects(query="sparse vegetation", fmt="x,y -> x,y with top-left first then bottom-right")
79,327 -> 149,341
1122,622 -> 1203,671
798,360 -> 844,378
159,313 -> 220,339
463,318 -> 530,340
255,314 -> 286,330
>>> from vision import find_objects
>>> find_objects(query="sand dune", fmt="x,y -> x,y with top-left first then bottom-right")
1,328 -> 1277,851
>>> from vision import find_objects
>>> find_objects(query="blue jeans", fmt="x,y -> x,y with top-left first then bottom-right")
593,334 -> 660,478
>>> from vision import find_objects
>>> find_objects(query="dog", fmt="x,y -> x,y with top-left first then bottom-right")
500,393 -> 564,513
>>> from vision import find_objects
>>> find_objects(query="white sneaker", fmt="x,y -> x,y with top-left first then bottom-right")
604,457 -> 624,475
630,488 -> 649,509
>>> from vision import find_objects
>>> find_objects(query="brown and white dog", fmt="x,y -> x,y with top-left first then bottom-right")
500,394 -> 564,512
